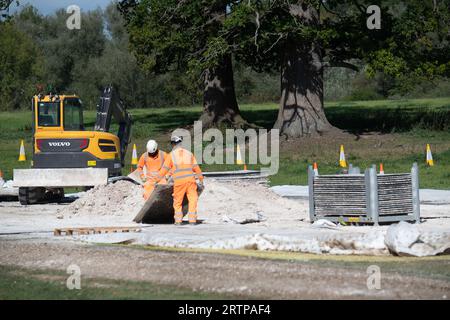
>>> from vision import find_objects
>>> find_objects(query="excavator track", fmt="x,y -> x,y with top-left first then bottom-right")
18,187 -> 64,205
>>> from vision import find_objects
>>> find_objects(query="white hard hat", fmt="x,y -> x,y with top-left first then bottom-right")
146,140 -> 158,153
170,135 -> 183,144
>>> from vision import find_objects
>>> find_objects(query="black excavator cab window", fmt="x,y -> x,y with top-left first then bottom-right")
64,98 -> 84,131
37,101 -> 60,127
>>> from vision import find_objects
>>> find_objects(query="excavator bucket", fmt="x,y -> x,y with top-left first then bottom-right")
133,183 -> 204,224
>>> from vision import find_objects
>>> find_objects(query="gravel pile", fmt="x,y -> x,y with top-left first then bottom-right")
59,180 -> 144,218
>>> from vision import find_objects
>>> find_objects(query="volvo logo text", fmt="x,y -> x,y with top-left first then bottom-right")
49,142 -> 71,147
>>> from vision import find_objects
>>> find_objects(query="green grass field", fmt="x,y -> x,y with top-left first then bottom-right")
1,97 -> 449,188
0,265 -> 237,300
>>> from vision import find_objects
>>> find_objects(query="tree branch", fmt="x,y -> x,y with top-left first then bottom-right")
263,33 -> 285,54
254,10 -> 260,51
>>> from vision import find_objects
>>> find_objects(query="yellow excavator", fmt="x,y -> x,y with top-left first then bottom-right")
14,85 -> 133,204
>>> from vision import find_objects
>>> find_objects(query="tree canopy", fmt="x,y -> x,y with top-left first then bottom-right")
223,0 -> 450,136
0,21 -> 43,110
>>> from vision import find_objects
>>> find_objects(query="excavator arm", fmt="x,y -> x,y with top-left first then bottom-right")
95,86 -> 132,166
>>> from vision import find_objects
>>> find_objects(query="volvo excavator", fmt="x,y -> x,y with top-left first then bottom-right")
14,85 -> 133,205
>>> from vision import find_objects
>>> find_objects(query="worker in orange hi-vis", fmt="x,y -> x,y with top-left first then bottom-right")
156,135 -> 204,225
137,140 -> 168,200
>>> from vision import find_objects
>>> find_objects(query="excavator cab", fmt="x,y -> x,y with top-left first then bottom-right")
35,96 -> 83,131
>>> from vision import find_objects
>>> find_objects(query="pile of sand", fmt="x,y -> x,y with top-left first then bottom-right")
59,180 -> 145,218
59,178 -> 309,225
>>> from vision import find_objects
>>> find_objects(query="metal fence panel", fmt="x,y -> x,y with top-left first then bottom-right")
309,163 -> 420,225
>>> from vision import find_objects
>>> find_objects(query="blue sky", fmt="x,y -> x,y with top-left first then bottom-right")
10,0 -> 112,15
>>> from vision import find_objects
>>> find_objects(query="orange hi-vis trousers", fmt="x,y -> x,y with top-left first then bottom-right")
157,146 -> 203,224
173,181 -> 198,224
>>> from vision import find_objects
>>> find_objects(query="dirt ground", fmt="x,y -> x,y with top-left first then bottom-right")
0,239 -> 449,299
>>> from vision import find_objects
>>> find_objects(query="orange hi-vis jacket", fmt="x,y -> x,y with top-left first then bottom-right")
137,150 -> 168,181
158,146 -> 203,185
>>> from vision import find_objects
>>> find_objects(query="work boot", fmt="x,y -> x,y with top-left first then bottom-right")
174,212 -> 183,225
188,212 -> 197,225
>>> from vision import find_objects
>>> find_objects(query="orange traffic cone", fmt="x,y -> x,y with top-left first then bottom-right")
236,144 -> 247,171
130,143 -> 138,173
426,144 -> 434,166
379,163 -> 384,175
18,140 -> 26,162
339,145 -> 347,168
313,162 -> 319,175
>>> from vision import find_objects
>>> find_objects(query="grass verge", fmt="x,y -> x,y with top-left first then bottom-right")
0,264 -> 237,300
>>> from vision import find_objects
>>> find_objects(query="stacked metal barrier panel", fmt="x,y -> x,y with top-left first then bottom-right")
308,163 -> 420,225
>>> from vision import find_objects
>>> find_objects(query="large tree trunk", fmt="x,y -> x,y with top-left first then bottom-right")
274,4 -> 336,138
273,45 -> 334,138
199,54 -> 249,128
